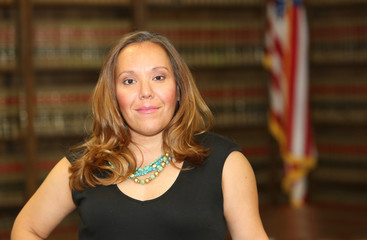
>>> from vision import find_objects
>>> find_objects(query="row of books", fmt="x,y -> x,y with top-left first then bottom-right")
33,81 -> 268,132
3,17 -> 367,69
309,10 -> 367,64
147,19 -> 264,45
0,82 -> 268,139
33,0 -> 129,5
3,44 -> 366,70
33,19 -> 130,69
0,17 -> 266,68
0,144 -> 25,207
311,102 -> 367,124
0,189 -> 24,208
0,0 -> 266,10
307,0 -> 367,5
34,85 -> 94,136
0,20 -> 16,70
0,87 -> 20,140
310,22 -> 367,43
32,18 -> 265,68
310,68 -> 367,124
149,19 -> 264,66
30,0 -> 262,6
33,45 -> 264,69
197,76 -> 268,127
33,19 -> 131,46
146,0 -> 264,5
310,46 -> 367,64
1,79 -> 367,139
310,123 -> 367,205
31,47 -> 367,68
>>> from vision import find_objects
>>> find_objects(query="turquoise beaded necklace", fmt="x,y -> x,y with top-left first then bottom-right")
128,151 -> 172,185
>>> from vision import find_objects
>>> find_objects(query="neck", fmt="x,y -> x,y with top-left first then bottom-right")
129,132 -> 165,165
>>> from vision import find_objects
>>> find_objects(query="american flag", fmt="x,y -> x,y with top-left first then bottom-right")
264,0 -> 317,207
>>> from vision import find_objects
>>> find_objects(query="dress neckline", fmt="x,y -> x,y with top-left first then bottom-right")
113,161 -> 187,204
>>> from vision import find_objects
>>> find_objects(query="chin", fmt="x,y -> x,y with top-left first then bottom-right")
133,126 -> 165,137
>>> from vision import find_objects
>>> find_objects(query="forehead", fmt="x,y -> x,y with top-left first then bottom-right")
115,41 -> 174,78
115,41 -> 172,74
119,41 -> 168,60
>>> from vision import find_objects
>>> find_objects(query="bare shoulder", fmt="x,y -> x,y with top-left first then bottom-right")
52,157 -> 72,176
222,151 -> 269,240
11,157 -> 75,239
223,151 -> 254,178
222,151 -> 257,201
25,156 -> 74,210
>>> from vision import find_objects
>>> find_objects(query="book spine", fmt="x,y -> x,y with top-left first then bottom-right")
35,85 -> 94,136
0,17 -> 16,70
310,7 -> 367,64
34,19 -> 131,69
197,72 -> 268,127
147,18 -> 264,67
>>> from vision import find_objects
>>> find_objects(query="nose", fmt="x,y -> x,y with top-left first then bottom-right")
139,80 -> 153,99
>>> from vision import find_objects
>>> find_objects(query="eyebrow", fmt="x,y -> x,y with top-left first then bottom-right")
117,66 -> 169,78
117,70 -> 134,78
152,66 -> 169,71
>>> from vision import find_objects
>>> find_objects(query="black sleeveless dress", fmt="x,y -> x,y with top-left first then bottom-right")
66,132 -> 242,240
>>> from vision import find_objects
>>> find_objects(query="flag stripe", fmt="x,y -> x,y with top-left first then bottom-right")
293,7 -> 308,156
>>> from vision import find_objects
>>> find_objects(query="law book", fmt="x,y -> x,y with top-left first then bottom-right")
0,150 -> 25,208
0,86 -> 20,140
147,16 -> 264,67
33,0 -> 130,5
146,0 -> 262,6
34,18 -> 131,69
309,4 -> 367,64
0,17 -> 16,70
310,67 -> 367,124
197,71 -> 268,127
35,85 -> 94,136
307,0 -> 367,6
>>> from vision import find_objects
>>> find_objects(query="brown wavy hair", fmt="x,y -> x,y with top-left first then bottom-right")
69,31 -> 213,190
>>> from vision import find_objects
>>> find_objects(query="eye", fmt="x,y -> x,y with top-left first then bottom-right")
153,75 -> 165,81
123,79 -> 136,85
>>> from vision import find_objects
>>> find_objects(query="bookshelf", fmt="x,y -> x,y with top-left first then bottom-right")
0,0 -> 28,209
306,0 -> 367,206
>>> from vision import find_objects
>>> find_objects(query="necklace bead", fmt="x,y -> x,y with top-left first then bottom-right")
129,151 -> 172,185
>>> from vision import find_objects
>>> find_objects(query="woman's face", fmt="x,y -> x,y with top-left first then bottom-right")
115,41 -> 178,138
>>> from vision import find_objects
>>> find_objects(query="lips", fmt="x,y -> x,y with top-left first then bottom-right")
136,106 -> 160,114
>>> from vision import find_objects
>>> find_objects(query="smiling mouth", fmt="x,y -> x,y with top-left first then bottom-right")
136,106 -> 160,114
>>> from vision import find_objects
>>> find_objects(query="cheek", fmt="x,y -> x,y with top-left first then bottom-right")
116,91 -> 132,113
163,88 -> 178,108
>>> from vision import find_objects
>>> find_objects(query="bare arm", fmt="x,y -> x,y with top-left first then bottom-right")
222,151 -> 269,240
11,157 -> 76,240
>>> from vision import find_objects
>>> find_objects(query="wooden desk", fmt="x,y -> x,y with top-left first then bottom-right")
260,204 -> 367,240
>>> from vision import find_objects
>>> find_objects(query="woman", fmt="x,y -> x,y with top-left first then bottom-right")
11,31 -> 268,240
